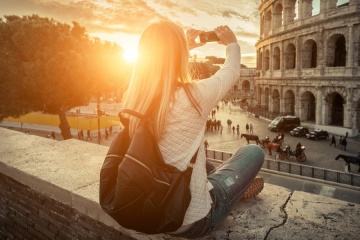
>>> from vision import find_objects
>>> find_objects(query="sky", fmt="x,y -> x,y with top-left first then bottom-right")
0,0 -> 261,67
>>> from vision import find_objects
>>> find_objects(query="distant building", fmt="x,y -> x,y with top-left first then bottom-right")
232,67 -> 257,104
255,0 -> 360,137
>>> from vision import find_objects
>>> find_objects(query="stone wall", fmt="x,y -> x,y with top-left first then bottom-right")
0,173 -> 134,240
1,127 -> 360,240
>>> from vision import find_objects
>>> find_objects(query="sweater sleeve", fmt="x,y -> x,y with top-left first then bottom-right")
194,42 -> 241,117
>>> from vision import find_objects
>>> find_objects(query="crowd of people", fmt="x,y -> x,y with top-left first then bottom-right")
75,125 -> 113,142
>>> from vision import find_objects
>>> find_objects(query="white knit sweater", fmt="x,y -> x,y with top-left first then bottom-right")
158,43 -> 241,226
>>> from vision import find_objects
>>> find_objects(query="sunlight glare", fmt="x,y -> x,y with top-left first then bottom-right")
124,48 -> 138,63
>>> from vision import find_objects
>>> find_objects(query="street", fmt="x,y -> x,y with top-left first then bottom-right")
203,106 -> 360,173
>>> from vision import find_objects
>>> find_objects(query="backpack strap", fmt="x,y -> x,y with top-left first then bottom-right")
120,109 -> 144,120
187,150 -> 198,169
120,108 -> 198,168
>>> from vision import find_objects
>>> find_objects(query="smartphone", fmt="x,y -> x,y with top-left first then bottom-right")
199,31 -> 220,43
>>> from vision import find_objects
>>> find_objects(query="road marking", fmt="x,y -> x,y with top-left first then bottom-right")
319,186 -> 335,198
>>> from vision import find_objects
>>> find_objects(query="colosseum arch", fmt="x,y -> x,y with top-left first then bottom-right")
285,43 -> 296,69
326,92 -> 344,126
302,39 -> 317,68
273,3 -> 283,29
242,80 -> 250,93
300,91 -> 316,121
326,34 -> 346,67
272,89 -> 280,114
265,10 -> 272,36
273,47 -> 281,70
265,49 -> 270,70
284,90 -> 295,115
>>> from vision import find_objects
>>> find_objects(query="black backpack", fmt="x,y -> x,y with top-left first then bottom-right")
99,109 -> 198,234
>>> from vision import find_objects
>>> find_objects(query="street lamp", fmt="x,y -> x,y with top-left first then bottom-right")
97,96 -> 103,144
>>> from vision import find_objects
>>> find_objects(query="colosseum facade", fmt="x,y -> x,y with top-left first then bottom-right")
255,0 -> 360,137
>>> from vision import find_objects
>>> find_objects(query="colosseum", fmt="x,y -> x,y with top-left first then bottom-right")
254,0 -> 360,137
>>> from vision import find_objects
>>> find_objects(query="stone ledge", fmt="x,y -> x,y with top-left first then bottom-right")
0,127 -> 359,239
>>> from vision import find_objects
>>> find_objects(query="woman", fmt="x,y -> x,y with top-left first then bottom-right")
122,21 -> 264,238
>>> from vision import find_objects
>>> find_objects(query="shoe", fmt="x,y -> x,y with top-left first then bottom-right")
241,177 -> 264,199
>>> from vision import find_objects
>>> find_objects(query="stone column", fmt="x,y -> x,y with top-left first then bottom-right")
347,24 -> 353,68
349,0 -> 359,6
295,36 -> 301,77
320,0 -> 327,14
269,43 -> 273,76
262,46 -> 266,73
319,27 -> 325,76
297,0 -> 303,20
268,87 -> 273,112
316,87 -> 323,125
295,87 -> 301,118
281,40 -> 285,77
344,88 -> 353,128
279,86 -> 285,115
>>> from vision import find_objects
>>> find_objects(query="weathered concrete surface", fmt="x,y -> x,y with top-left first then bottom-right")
0,127 -> 359,240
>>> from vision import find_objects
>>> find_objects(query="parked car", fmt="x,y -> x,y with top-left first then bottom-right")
306,130 -> 329,140
290,126 -> 310,137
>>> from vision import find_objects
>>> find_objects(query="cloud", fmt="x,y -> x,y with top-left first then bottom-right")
0,0 -> 261,67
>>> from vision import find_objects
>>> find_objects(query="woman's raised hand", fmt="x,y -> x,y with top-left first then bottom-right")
186,29 -> 205,50
214,25 -> 237,46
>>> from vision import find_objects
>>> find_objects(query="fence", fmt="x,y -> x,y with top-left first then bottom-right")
206,149 -> 360,187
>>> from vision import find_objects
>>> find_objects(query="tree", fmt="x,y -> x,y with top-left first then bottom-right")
0,15 -> 128,139
205,56 -> 225,64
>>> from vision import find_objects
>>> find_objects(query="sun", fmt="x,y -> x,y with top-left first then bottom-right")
124,48 -> 138,63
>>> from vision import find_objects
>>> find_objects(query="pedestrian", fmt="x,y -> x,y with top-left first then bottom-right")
249,124 -> 253,134
232,125 -> 235,134
105,128 -> 109,140
220,124 -> 223,134
246,123 -> 249,133
330,135 -> 336,147
86,129 -> 92,141
342,137 -> 347,151
79,129 -> 84,140
97,131 -> 102,144
204,139 -> 209,149
117,21 -> 264,237
338,136 -> 343,149
236,124 -> 240,135
280,132 -> 285,143
227,119 -> 232,130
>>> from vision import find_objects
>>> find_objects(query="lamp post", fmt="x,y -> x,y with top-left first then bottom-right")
97,96 -> 103,145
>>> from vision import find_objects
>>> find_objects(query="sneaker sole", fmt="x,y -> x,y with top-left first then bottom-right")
241,177 -> 264,199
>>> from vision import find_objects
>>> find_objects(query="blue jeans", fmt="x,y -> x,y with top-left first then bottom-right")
170,144 -> 264,239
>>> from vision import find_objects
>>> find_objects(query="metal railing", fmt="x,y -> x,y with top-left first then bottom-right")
206,149 -> 360,187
